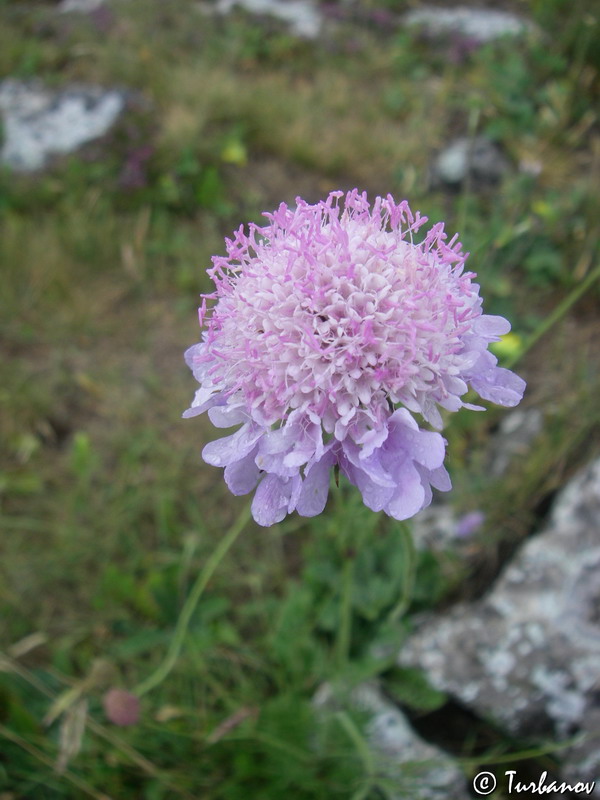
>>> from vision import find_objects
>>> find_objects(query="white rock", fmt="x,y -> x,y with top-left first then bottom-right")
489,409 -> 544,477
213,0 -> 322,39
404,6 -> 535,43
59,0 -> 106,11
433,136 -> 510,187
314,682 -> 469,800
0,80 -> 125,172
399,459 -> 600,794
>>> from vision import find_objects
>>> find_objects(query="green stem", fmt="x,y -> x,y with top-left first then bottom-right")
336,711 -> 375,780
387,521 -> 416,625
336,553 -> 354,670
506,260 -> 600,370
135,502 -> 253,697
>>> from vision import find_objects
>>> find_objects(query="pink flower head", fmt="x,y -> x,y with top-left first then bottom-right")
102,688 -> 140,727
185,190 -> 525,526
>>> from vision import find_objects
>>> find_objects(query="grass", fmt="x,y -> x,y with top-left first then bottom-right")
1,0 -> 599,797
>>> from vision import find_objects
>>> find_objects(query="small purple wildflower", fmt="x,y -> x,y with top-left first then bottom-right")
118,144 -> 153,191
447,34 -> 481,65
89,5 -> 115,34
185,190 -> 525,526
455,509 -> 486,538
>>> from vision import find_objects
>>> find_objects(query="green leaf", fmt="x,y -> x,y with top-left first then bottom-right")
383,667 -> 447,712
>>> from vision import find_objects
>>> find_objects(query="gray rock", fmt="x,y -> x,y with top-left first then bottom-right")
0,80 -> 125,172
59,0 -> 106,11
412,504 -> 485,551
489,408 -> 544,477
211,0 -> 322,38
314,682 -> 469,799
404,6 -> 535,43
432,136 -> 510,187
412,505 -> 460,550
398,458 -> 600,793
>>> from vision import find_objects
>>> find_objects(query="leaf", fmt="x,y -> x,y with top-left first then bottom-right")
111,629 -> 171,659
382,667 -> 447,712
56,698 -> 88,774
44,659 -> 115,726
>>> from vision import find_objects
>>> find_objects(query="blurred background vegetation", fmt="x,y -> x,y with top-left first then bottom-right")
0,0 -> 599,797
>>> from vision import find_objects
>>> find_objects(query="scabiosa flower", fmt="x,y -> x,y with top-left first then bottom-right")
184,190 -> 525,526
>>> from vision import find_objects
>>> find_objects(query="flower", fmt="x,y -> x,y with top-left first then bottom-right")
102,688 -> 140,727
185,190 -> 525,526
455,509 -> 486,538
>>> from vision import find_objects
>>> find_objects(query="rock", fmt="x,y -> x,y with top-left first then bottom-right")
314,682 -> 470,799
59,0 -> 106,11
404,6 -> 535,44
488,409 -> 544,478
0,80 -> 125,172
432,136 -> 510,188
398,458 -> 600,793
412,504 -> 484,551
412,505 -> 460,550
211,0 -> 322,39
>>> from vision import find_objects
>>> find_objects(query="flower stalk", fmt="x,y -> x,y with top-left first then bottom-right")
336,550 -> 355,670
135,501 -> 252,697
387,521 -> 417,624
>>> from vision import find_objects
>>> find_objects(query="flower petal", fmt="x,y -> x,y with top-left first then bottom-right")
473,314 -> 511,338
182,388 -> 223,419
208,404 -> 249,428
202,424 -> 264,467
428,464 -> 452,492
471,367 -> 526,407
385,462 -> 426,520
224,448 -> 261,495
296,452 -> 336,516
251,474 -> 293,527
342,440 -> 396,488
352,467 -> 395,512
